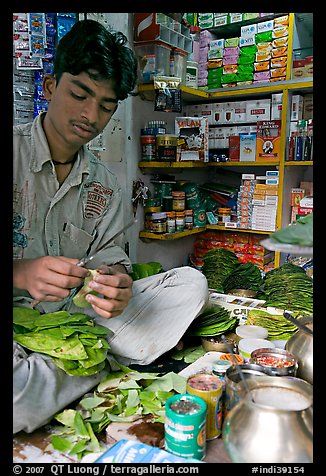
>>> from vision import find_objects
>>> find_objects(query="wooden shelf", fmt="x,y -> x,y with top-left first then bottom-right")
139,160 -> 207,169
284,161 -> 313,166
137,79 -> 313,103
139,160 -> 280,169
206,225 -> 272,235
139,227 -> 205,240
140,225 -> 274,240
207,161 -> 280,167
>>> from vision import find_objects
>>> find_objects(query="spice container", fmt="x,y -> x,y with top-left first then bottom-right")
140,135 -> 156,161
156,134 -> 178,161
250,347 -> 298,377
150,212 -> 167,234
164,393 -> 207,460
184,209 -> 194,229
166,211 -> 176,233
172,191 -> 185,211
162,195 -> 173,212
212,359 -> 233,430
238,338 -> 275,362
186,373 -> 223,440
175,211 -> 185,232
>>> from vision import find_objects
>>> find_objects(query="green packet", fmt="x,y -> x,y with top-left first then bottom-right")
236,72 -> 254,82
239,44 -> 257,55
224,36 -> 239,47
238,54 -> 255,65
221,73 -> 237,83
255,31 -> 273,43
237,63 -> 254,74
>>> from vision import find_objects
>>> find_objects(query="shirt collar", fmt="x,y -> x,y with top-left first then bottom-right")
30,112 -> 89,175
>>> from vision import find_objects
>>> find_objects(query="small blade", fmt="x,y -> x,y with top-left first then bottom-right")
77,219 -> 137,267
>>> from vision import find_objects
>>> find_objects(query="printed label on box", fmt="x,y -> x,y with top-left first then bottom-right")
256,120 -> 281,161
175,116 -> 209,161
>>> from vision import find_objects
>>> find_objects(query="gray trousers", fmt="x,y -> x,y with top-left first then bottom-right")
13,267 -> 208,434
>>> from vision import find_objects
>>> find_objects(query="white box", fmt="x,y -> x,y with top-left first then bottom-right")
239,35 -> 256,47
240,133 -> 257,161
233,101 -> 247,122
291,95 -> 304,122
271,102 -> 282,120
214,127 -> 227,148
212,103 -> 224,124
223,102 -> 236,123
246,99 -> 271,122
209,38 -> 225,50
200,103 -> 214,125
241,23 -> 258,37
272,93 -> 283,104
175,116 -> 209,162
257,19 -> 274,33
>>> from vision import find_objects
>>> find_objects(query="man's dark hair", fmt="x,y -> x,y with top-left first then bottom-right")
54,19 -> 138,100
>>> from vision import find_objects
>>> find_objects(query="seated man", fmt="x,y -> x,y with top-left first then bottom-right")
13,19 -> 209,434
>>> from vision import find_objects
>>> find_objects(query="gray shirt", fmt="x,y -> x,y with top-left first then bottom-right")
13,113 -> 132,313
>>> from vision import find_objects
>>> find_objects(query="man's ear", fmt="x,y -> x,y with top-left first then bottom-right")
43,75 -> 56,101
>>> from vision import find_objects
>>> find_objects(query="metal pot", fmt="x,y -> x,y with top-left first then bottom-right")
285,315 -> 313,384
224,363 -> 270,415
222,376 -> 313,463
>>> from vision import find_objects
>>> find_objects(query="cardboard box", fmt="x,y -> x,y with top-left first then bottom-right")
212,103 -> 224,124
233,101 -> 247,122
255,120 -> 281,161
175,116 -> 209,162
303,93 -> 313,120
291,188 -> 305,206
246,99 -> 271,122
228,135 -> 240,160
291,95 -> 303,122
239,133 -> 256,161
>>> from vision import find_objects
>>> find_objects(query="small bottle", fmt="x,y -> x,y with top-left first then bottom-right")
287,132 -> 296,161
212,359 -> 233,428
151,212 -> 167,234
166,211 -> 176,233
184,209 -> 194,229
175,211 -> 185,232
172,191 -> 186,211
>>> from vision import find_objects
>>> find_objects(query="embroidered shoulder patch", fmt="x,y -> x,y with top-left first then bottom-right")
83,181 -> 113,219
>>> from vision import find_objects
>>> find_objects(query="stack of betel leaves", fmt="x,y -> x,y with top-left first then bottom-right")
246,309 -> 300,341
129,261 -> 164,281
186,303 -> 238,337
222,262 -> 264,293
13,307 -> 110,376
202,248 -> 239,292
258,263 -> 313,315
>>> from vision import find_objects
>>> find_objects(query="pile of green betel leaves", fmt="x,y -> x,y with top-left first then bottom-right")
13,308 -> 110,376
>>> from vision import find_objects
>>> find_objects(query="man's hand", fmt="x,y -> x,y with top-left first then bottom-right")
13,257 -> 90,302
85,264 -> 133,319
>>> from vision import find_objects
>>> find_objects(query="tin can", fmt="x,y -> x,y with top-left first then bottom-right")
164,394 -> 207,460
186,373 -> 223,440
140,135 -> 156,161
156,135 -> 178,161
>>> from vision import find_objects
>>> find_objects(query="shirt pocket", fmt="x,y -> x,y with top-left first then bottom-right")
60,222 -> 95,259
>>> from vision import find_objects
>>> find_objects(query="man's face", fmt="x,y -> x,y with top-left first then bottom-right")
43,71 -> 118,150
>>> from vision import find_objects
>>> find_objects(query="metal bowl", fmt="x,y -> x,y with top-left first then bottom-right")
227,288 -> 257,298
250,347 -> 298,377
